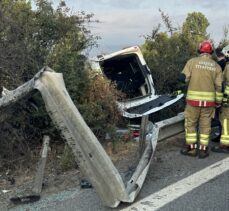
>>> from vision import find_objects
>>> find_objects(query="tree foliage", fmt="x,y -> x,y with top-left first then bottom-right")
182,12 -> 209,39
0,0 -> 123,172
79,72 -> 125,138
142,12 -> 209,94
217,25 -> 229,50
0,0 -> 98,90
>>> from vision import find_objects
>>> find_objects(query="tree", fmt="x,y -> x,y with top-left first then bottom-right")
217,25 -> 229,49
0,0 -> 98,89
182,12 -> 209,41
142,12 -> 210,94
0,0 -> 34,88
0,1 -> 122,171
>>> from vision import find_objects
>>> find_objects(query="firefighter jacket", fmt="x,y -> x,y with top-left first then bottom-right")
223,62 -> 229,97
182,53 -> 223,107
220,62 -> 229,145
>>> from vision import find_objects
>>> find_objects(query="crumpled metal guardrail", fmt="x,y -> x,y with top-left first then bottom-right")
0,67 -> 184,207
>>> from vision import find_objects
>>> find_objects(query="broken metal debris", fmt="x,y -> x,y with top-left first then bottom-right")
10,135 -> 50,204
2,190 -> 11,194
10,195 -> 40,205
80,179 -> 93,189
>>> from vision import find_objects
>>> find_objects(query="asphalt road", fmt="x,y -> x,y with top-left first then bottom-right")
158,171 -> 229,211
6,135 -> 229,211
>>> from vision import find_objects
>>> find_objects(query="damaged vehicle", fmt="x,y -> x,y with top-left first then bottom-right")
97,46 -> 184,118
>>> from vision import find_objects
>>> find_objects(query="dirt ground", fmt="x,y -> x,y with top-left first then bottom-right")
0,140 -> 139,209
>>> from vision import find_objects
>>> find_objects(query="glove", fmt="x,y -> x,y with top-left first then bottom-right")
171,90 -> 182,96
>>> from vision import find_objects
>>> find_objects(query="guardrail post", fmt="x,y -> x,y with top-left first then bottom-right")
139,115 -> 149,157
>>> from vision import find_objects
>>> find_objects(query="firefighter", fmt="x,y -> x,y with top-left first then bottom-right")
212,45 -> 229,153
180,40 -> 223,158
216,47 -> 226,71
211,48 -> 226,143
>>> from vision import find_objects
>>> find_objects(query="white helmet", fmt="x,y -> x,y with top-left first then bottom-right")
222,45 -> 229,58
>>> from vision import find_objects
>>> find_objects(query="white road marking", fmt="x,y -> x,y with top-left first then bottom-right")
121,156 -> 229,211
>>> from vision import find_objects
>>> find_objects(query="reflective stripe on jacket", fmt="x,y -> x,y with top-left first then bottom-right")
187,90 -> 215,101
186,90 -> 223,107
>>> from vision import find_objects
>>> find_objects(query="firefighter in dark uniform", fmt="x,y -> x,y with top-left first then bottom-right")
211,47 -> 226,143
212,45 -> 229,153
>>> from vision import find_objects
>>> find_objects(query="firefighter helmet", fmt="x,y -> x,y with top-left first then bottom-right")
198,40 -> 213,54
222,45 -> 229,58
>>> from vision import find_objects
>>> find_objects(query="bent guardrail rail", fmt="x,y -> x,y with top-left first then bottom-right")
0,67 -> 184,207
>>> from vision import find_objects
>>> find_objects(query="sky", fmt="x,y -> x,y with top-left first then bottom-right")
50,0 -> 229,56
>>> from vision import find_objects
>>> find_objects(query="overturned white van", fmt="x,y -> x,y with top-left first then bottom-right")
97,46 -> 183,118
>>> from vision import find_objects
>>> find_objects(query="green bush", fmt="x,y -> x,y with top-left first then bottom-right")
79,71 -> 125,139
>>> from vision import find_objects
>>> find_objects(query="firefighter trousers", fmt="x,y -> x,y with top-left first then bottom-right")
219,107 -> 229,146
184,104 -> 215,146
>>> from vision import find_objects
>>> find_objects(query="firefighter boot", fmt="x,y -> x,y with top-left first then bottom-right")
211,145 -> 229,153
198,145 -> 209,159
180,144 -> 197,157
